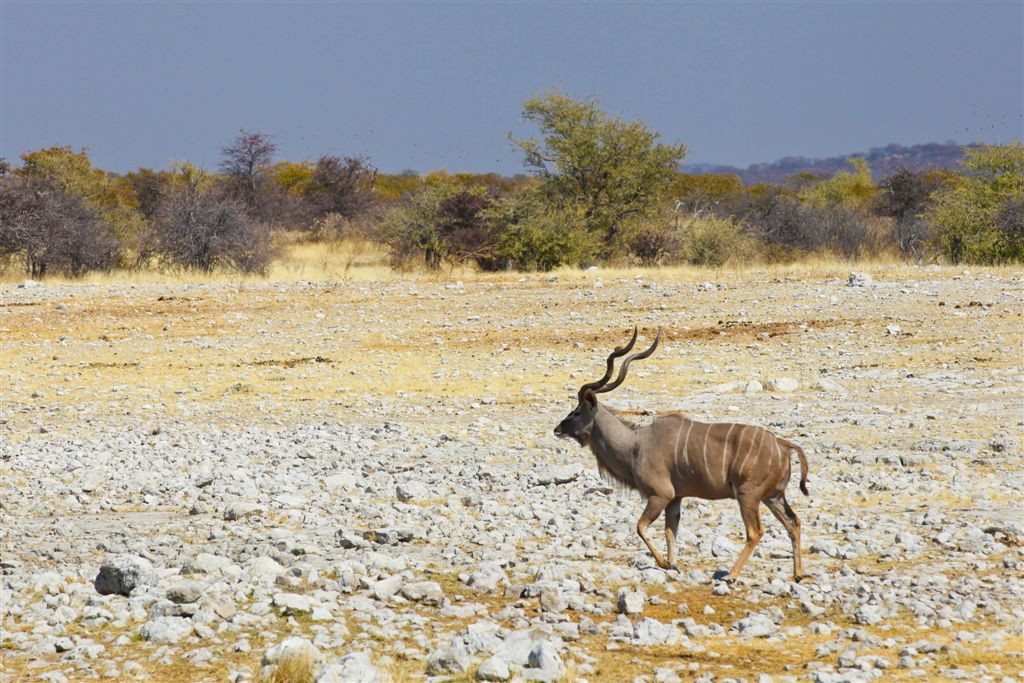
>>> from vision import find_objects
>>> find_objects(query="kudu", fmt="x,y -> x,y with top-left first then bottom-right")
554,327 -> 809,581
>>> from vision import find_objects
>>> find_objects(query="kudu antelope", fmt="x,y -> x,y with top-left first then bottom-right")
554,327 -> 809,581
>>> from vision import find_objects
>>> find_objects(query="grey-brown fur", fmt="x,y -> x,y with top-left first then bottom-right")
554,327 -> 809,581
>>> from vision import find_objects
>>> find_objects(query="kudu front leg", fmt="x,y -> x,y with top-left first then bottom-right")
636,496 -> 671,570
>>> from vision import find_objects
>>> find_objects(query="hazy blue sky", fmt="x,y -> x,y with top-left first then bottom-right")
2,1 -> 1022,175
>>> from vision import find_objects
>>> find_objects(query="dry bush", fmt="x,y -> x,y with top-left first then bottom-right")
260,651 -> 317,683
147,180 -> 279,275
0,175 -> 120,278
679,216 -> 756,267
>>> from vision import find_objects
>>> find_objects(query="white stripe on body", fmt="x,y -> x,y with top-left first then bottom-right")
721,423 -> 737,486
673,419 -> 686,463
701,424 -> 712,483
680,421 -> 695,471
736,427 -> 763,478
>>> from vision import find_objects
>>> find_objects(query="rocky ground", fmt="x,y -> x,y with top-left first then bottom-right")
1,265 -> 1021,683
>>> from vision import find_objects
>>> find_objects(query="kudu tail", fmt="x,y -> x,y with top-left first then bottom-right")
793,444 -> 809,496
779,438 -> 809,495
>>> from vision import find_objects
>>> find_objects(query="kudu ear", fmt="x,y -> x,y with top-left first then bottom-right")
582,389 -> 597,407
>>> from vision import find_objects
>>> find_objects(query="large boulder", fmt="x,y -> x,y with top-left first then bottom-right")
94,555 -> 157,596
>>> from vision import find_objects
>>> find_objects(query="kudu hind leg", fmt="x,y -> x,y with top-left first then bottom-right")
636,496 -> 671,570
765,495 -> 804,580
664,498 -> 682,569
727,496 -> 764,580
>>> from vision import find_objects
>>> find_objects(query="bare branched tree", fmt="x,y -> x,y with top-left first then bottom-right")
308,155 -> 378,220
0,175 -> 119,278
147,173 -> 278,274
219,130 -> 277,216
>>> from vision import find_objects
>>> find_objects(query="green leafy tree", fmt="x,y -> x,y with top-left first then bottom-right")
380,178 -> 497,270
927,142 -> 1024,264
799,158 -> 877,211
509,91 -> 686,259
17,146 -> 145,250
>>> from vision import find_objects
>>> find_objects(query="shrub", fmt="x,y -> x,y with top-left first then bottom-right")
679,217 -> 753,267
0,175 -> 120,278
486,194 -> 594,271
627,222 -> 682,266
874,167 -> 945,262
380,181 -> 497,270
146,166 -> 278,274
718,187 -> 818,254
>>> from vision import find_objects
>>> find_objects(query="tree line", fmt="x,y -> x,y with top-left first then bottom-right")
1,91 -> 1021,278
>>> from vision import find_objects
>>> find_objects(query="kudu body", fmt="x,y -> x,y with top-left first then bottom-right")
554,328 -> 809,580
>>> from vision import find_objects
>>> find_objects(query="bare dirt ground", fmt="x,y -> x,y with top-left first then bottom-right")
1,264 -> 1021,683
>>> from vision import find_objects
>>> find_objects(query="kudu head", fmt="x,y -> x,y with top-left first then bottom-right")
554,326 -> 662,446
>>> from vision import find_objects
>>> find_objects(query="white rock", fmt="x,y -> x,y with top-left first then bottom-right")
166,580 -> 204,604
528,639 -> 566,677
617,588 -> 645,615
634,617 -> 682,646
273,592 -> 313,615
477,655 -> 511,681
764,377 -> 799,393
139,616 -> 192,644
223,501 -> 264,521
396,481 -> 430,502
318,652 -> 383,683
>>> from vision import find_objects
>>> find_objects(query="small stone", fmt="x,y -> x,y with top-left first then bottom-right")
273,592 -> 313,615
426,643 -> 471,675
262,637 -> 323,675
527,640 -> 566,678
735,615 -> 779,638
477,655 -> 511,681
764,377 -> 799,393
166,580 -> 204,604
396,481 -> 429,503
711,535 -> 740,557
335,530 -> 370,549
400,581 -> 444,605
223,502 -> 264,521
539,587 -> 566,613
618,588 -> 645,615
140,616 -> 192,644
634,617 -> 682,646
318,652 -> 383,683
369,574 -> 406,601
848,272 -> 873,287
534,464 -> 584,486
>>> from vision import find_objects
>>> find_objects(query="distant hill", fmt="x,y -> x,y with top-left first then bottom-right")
684,142 -> 972,185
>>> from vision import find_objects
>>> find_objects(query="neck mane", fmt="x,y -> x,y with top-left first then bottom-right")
587,402 -> 640,490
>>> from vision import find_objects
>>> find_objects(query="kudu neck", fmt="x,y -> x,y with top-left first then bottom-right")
587,403 -> 639,484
